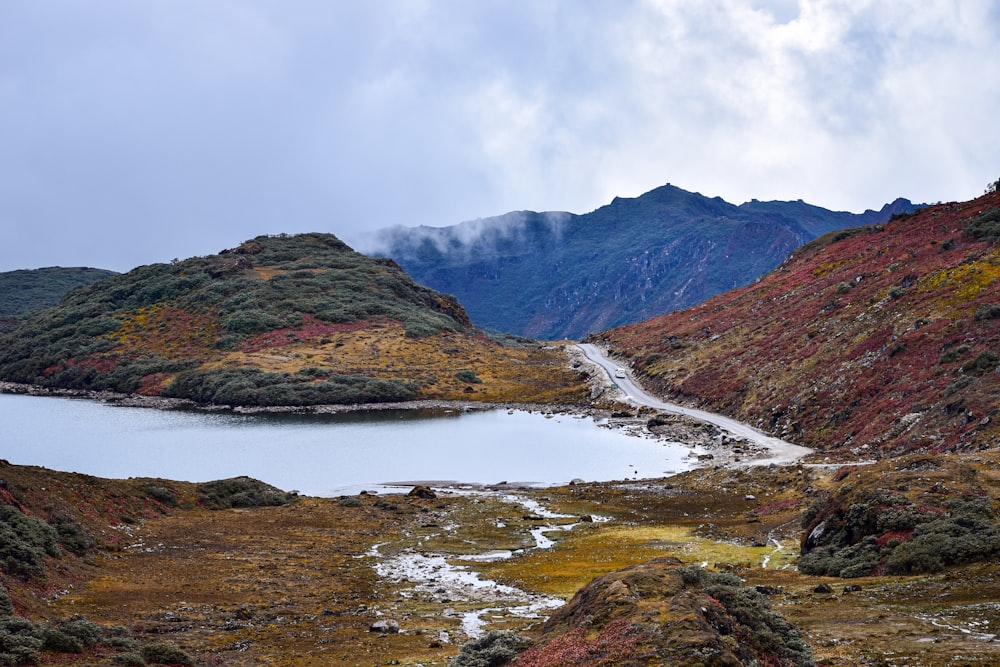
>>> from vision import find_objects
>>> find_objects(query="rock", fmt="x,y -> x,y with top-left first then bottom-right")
523,513 -> 544,521
755,585 -> 782,596
843,585 -> 862,593
813,583 -> 833,594
408,485 -> 436,499
369,619 -> 400,634
578,514 -> 594,522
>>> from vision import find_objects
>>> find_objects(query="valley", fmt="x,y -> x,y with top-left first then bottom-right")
0,186 -> 997,665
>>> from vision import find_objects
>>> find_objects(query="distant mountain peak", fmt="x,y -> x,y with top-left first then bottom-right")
376,183 -> 920,339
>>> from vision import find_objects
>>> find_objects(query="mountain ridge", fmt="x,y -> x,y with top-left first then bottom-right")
373,183 -> 919,339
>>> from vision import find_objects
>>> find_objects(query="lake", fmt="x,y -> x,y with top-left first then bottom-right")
0,393 -> 700,496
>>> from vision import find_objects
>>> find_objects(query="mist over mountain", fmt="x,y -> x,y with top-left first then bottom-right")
371,184 -> 918,340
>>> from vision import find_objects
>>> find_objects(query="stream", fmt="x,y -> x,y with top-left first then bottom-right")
367,490 -> 608,640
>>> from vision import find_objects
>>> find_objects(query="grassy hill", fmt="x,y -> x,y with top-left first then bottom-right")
0,233 -> 587,406
591,190 -> 1000,458
376,184 -> 918,339
0,267 -> 118,317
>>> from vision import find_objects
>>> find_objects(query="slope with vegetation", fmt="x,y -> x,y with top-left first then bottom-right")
591,190 -> 1000,458
375,183 -> 917,339
0,267 -> 118,317
0,233 -> 587,406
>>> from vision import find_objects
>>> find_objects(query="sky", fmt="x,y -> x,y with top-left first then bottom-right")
2,1 -> 999,273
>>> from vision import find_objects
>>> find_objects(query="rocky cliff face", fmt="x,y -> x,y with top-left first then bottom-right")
374,184 -> 918,339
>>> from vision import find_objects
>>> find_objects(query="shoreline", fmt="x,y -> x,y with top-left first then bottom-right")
1,375 -> 807,474
0,380 -> 588,417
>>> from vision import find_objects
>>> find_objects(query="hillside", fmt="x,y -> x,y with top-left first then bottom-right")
374,183 -> 917,339
591,190 -> 1000,458
0,267 -> 118,317
0,233 -> 587,406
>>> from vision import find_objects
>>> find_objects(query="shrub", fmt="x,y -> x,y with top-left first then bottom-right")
40,627 -> 83,653
975,303 -> 1000,321
196,478 -> 293,510
0,506 -> 60,580
679,567 -> 814,667
140,641 -> 195,665
455,370 -> 482,384
0,616 -> 45,666
449,630 -> 529,667
143,486 -> 178,507
56,617 -> 104,648
0,586 -> 11,617
962,350 -> 1000,376
939,344 -> 971,364
113,652 -> 147,666
967,207 -> 1000,243
49,513 -> 94,556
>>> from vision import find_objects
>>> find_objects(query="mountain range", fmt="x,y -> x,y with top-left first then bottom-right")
373,184 -> 919,339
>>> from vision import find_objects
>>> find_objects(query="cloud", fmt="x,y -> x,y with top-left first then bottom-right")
0,1 -> 998,271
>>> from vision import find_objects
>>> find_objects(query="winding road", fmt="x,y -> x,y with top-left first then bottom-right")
577,343 -> 812,466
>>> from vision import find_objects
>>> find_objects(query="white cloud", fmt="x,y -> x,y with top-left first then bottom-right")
1,0 -> 998,270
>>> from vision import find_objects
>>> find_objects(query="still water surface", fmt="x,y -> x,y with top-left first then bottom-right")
1,393 -> 697,496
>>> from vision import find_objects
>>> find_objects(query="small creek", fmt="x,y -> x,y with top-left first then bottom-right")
368,490 -> 609,640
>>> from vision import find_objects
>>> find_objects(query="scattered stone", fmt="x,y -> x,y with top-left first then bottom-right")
408,485 -> 437,499
523,513 -> 544,521
370,619 -> 400,634
813,583 -> 833,594
755,585 -> 782,596
843,585 -> 862,594
578,514 -> 594,522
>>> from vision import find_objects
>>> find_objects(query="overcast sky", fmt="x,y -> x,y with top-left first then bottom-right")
2,1 -> 998,272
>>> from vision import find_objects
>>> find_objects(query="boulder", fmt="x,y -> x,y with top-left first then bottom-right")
369,619 -> 400,634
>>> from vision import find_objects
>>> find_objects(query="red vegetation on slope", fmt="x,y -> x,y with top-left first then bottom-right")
593,191 -> 1000,457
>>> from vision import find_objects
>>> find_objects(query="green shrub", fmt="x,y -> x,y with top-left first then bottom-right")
196,478 -> 293,510
939,344 -> 971,364
962,350 -> 1000,376
967,207 -> 1000,243
49,513 -> 94,556
0,506 -> 60,580
40,627 -> 83,653
449,630 -> 529,667
0,586 -> 11,617
140,641 -> 195,665
455,370 -> 482,384
0,616 -> 45,666
975,303 -> 1000,321
112,652 -> 147,666
680,567 -> 814,667
143,486 -> 178,507
56,617 -> 104,648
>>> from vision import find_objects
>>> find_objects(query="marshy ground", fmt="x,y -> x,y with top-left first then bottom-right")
41,451 -> 1000,666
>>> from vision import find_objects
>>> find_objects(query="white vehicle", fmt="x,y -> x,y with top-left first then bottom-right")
614,367 -> 627,379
